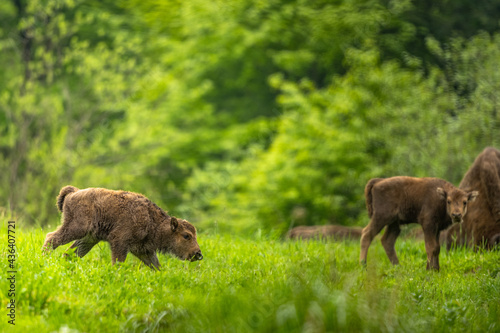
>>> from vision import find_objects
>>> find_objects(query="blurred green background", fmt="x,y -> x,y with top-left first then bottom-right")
2,0 -> 500,234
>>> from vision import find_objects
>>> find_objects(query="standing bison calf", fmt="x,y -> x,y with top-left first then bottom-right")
43,186 -> 203,270
360,177 -> 478,270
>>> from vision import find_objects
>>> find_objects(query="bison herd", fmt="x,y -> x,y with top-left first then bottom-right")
43,147 -> 500,271
290,147 -> 500,270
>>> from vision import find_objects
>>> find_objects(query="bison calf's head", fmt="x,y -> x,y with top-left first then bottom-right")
437,187 -> 478,223
168,217 -> 203,262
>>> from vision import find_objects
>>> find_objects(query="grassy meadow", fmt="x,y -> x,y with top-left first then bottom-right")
1,224 -> 499,333
3,1 -> 500,332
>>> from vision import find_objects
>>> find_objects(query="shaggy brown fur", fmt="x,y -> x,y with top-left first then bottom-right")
441,147 -> 500,250
286,225 -> 362,241
43,186 -> 203,270
360,176 -> 478,270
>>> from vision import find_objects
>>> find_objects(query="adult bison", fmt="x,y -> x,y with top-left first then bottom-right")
442,147 -> 500,250
360,177 -> 478,270
43,186 -> 203,270
286,225 -> 362,241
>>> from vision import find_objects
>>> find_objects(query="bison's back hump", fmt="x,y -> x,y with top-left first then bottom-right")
68,188 -> 159,225
372,177 -> 446,221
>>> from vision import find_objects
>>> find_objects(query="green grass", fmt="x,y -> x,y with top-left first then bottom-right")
1,225 -> 499,332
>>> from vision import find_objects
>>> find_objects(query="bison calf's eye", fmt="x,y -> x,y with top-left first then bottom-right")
183,234 -> 191,240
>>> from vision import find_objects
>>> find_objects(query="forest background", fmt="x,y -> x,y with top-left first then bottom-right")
2,0 -> 500,235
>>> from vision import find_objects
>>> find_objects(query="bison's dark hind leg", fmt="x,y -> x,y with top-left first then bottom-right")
133,252 -> 161,271
360,216 -> 387,265
43,215 -> 90,253
381,222 -> 401,265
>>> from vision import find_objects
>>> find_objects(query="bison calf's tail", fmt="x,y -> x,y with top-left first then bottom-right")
57,185 -> 78,212
365,178 -> 383,218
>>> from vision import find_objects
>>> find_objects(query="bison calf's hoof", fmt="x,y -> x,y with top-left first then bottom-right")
426,263 -> 440,271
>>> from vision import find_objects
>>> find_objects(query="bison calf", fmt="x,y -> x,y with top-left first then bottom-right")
360,177 -> 478,270
43,186 -> 203,270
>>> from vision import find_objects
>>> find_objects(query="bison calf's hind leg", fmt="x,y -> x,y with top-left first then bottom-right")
381,223 -> 401,265
42,232 -> 56,253
43,228 -> 86,253
360,219 -> 386,265
43,216 -> 89,253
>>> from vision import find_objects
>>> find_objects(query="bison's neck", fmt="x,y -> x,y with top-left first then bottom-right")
153,223 -> 177,254
440,215 -> 453,231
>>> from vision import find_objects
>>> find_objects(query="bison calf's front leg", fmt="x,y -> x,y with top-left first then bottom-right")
133,252 -> 161,271
423,231 -> 441,270
110,242 -> 129,265
65,237 -> 99,258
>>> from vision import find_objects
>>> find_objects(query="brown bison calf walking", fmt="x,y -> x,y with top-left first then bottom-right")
43,186 -> 203,270
360,177 -> 478,270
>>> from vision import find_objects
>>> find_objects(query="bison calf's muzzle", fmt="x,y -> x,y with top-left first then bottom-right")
191,251 -> 203,261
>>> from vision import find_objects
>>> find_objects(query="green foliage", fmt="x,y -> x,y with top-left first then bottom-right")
1,0 -> 500,232
203,50 -> 454,232
1,227 -> 499,332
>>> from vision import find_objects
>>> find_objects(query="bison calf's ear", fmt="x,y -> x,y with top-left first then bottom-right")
436,187 -> 447,199
171,217 -> 179,232
468,191 -> 479,202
